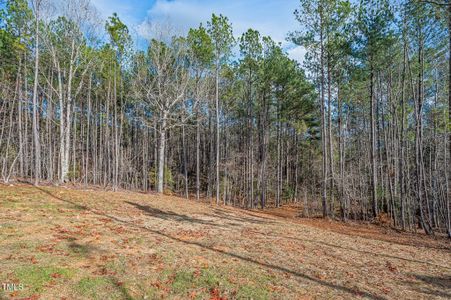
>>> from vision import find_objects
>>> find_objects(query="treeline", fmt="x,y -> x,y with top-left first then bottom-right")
291,0 -> 450,235
0,0 -> 449,236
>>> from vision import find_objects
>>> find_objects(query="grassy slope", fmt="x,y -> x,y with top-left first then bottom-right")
0,184 -> 450,299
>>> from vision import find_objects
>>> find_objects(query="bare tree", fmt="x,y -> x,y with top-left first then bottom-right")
40,0 -> 98,183
135,24 -> 194,193
31,0 -> 42,185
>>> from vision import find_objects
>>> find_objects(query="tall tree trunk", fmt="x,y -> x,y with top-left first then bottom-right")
327,56 -> 334,216
157,114 -> 167,193
276,101 -> 281,208
32,0 -> 41,185
182,123 -> 188,199
370,64 -> 378,218
320,6 -> 328,217
18,57 -> 24,177
448,2 -> 451,182
416,30 -> 432,235
215,59 -> 220,204
400,34 -> 407,230
113,63 -> 119,191
85,73 -> 92,186
338,85 -> 345,220
196,113 -> 201,200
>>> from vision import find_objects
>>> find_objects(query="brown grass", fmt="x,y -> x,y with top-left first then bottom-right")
0,183 -> 450,299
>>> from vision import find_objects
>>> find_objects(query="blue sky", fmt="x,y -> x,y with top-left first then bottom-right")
90,0 -> 306,63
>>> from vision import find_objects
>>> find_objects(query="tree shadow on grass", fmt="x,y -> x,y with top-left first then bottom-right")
224,207 -> 278,220
209,208 -> 276,226
126,201 -> 275,229
335,229 -> 449,251
34,186 -> 89,211
401,274 -> 451,298
263,233 -> 451,271
414,274 -> 451,289
287,217 -> 451,251
124,201 -> 231,229
34,186 -> 387,300
67,241 -> 103,257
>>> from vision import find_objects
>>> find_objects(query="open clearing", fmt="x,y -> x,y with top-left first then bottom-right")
0,184 -> 450,299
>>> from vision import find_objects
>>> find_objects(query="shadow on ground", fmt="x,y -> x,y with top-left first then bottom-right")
401,274 -> 451,298
33,186 -> 388,300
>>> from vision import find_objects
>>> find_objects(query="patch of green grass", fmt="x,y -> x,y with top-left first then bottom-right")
227,265 -> 275,299
134,281 -> 158,300
171,267 -> 225,295
172,270 -> 194,293
0,222 -> 16,229
105,256 -> 128,275
39,203 -> 59,211
0,199 -> 21,208
14,265 -> 74,293
141,287 -> 157,299
76,277 -> 110,298
236,284 -> 270,300
161,248 -> 177,264
169,265 -> 275,299
170,266 -> 273,299
197,268 -> 222,288
75,277 -> 133,300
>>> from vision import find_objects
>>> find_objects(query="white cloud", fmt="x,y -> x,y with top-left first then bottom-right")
91,0 -> 136,24
90,0 -> 154,47
141,0 -> 306,62
287,45 -> 307,65
142,0 -> 299,44
90,0 -> 306,63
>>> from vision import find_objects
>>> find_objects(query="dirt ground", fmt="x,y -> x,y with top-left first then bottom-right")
0,184 -> 450,299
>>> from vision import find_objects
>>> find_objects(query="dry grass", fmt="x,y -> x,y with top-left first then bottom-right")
0,183 -> 450,299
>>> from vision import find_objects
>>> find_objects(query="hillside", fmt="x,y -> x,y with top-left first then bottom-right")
0,184 -> 450,299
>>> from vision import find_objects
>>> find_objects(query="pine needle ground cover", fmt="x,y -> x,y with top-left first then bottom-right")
0,184 -> 449,299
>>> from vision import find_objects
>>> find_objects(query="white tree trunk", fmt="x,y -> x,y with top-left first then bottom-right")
157,115 -> 167,193
61,105 -> 71,183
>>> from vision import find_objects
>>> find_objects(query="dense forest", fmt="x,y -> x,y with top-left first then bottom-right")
0,0 -> 449,236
